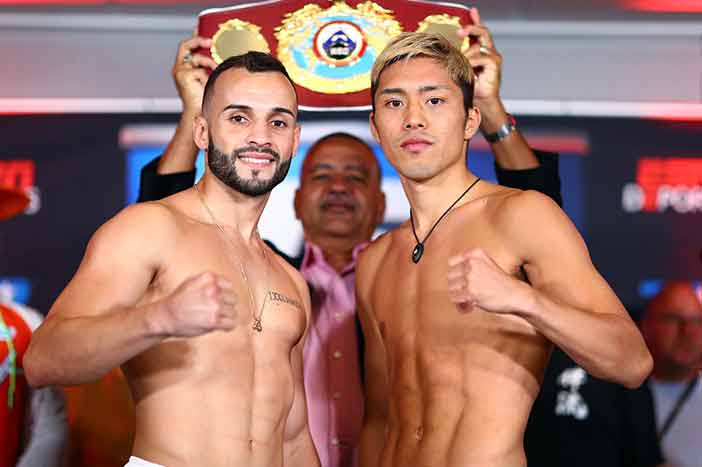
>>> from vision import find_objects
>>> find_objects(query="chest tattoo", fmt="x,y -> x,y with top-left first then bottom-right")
268,291 -> 303,311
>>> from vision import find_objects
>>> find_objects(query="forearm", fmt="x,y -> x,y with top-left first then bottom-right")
517,285 -> 652,388
158,110 -> 200,174
481,99 -> 539,170
25,302 -> 166,387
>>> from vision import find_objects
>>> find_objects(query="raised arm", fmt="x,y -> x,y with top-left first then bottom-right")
283,270 -> 320,467
161,34 -> 216,174
448,191 -> 652,388
460,9 -> 563,206
461,8 -> 538,171
24,203 -> 236,387
138,34 -> 216,202
356,245 -> 390,467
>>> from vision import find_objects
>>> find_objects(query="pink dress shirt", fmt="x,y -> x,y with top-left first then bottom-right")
301,242 -> 366,467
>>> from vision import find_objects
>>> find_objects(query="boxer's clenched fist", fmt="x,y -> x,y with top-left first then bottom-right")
172,34 -> 217,114
458,8 -> 503,107
447,248 -> 531,314
155,272 -> 238,337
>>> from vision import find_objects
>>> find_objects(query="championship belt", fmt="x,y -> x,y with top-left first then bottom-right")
198,0 -> 473,110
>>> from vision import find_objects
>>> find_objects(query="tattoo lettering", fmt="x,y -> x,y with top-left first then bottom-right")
268,291 -> 302,310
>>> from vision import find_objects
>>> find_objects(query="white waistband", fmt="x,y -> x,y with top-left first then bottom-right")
124,456 -> 166,467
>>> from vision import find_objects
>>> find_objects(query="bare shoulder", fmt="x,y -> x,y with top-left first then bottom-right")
469,180 -> 522,207
356,231 -> 393,294
493,189 -> 571,230
114,200 -> 179,223
86,201 -> 182,266
492,189 -> 587,265
500,188 -> 559,209
447,179 -> 521,218
358,232 -> 392,274
93,201 -> 178,245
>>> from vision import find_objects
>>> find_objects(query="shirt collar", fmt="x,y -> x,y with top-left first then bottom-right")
301,240 -> 369,275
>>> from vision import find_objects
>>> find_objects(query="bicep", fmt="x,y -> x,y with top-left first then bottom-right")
515,192 -> 625,316
48,206 -> 165,320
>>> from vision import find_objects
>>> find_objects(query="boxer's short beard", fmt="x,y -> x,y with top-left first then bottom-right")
207,138 -> 292,197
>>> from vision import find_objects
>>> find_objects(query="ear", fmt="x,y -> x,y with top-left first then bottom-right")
369,112 -> 380,144
375,190 -> 387,227
291,123 -> 302,159
193,114 -> 209,151
293,187 -> 302,220
463,106 -> 481,141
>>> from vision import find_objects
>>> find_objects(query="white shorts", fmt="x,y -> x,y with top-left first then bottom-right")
123,456 -> 166,467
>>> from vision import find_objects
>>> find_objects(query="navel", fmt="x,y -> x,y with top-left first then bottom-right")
415,425 -> 424,441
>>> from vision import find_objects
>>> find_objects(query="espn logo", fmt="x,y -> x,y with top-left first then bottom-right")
622,158 -> 702,213
0,159 -> 40,215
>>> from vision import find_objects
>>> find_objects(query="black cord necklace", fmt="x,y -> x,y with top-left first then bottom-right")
409,177 -> 481,264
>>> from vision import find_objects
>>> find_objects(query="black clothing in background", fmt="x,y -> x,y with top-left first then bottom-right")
494,150 -> 562,207
525,348 -> 663,467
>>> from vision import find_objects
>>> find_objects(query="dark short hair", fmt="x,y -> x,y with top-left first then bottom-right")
312,132 -> 371,152
202,51 -> 297,113
305,132 -> 382,179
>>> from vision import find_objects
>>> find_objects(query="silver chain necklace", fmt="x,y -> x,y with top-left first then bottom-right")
193,183 -> 270,332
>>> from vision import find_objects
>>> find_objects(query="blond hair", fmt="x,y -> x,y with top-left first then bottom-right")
370,32 -> 475,112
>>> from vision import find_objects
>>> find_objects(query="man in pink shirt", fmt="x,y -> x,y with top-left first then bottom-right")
294,133 -> 385,467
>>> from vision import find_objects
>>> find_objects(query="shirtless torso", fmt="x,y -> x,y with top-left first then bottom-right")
124,193 -> 312,466
360,39 -> 650,467
358,185 -> 547,467
29,188 -> 315,467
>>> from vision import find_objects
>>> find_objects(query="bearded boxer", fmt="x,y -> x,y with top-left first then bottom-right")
25,53 -> 319,467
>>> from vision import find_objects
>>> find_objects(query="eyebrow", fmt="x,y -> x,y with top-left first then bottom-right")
419,85 -> 451,93
221,103 -> 296,119
379,84 -> 451,96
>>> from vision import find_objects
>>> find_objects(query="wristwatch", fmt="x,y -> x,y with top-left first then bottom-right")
483,114 -> 517,143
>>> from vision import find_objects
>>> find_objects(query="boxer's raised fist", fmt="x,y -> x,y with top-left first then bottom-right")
155,271 -> 237,337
